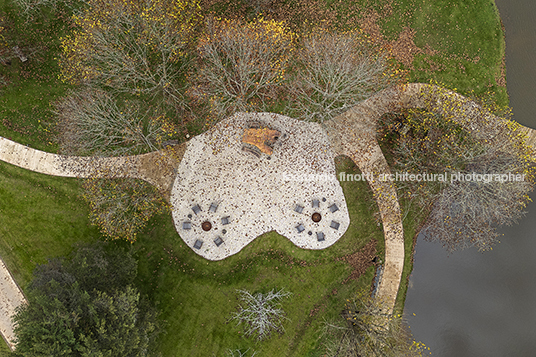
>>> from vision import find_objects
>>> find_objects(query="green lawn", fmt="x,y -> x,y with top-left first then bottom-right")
0,155 -> 383,356
0,163 -> 100,289
0,0 -> 506,355
341,0 -> 507,105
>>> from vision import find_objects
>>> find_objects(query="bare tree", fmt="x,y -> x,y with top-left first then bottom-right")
422,89 -> 534,252
54,88 -> 175,242
227,349 -> 258,357
11,0 -> 74,17
380,86 -> 535,252
192,17 -> 295,119
380,109 -> 485,211
232,288 -> 292,341
287,30 -> 393,123
55,88 -> 175,157
322,293 -> 426,357
54,0 -> 194,242
421,135 -> 533,252
59,0 -> 200,114
247,0 -> 275,15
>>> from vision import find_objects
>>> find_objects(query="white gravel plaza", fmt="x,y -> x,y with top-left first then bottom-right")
170,112 -> 350,260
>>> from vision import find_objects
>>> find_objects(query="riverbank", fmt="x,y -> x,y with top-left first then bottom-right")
404,1 -> 536,355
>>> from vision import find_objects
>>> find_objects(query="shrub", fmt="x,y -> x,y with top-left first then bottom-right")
82,177 -> 169,242
231,288 -> 291,341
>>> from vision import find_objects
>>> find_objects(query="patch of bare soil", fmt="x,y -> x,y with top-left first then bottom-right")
336,238 -> 378,284
358,9 -> 437,69
496,55 -> 506,87
138,143 -> 187,197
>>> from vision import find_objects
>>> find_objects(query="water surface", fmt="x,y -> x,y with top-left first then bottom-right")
404,1 -> 536,355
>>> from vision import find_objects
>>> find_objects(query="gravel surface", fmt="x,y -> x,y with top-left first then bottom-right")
170,112 -> 350,260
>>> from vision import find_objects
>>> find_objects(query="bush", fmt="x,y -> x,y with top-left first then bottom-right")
82,177 -> 169,242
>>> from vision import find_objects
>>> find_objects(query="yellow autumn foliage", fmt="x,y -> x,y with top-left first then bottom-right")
59,0 -> 200,96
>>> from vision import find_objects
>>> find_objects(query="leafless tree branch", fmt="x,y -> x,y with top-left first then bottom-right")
55,88 -> 173,157
322,293 -> 425,357
232,288 -> 292,341
192,17 -> 294,119
287,31 -> 393,123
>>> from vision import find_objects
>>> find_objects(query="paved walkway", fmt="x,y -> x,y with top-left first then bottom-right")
325,83 -> 536,313
0,258 -> 26,350
0,137 -> 184,194
0,83 -> 534,347
170,112 -> 350,260
325,87 -> 406,313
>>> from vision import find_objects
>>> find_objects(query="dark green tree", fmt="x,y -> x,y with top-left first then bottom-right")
11,243 -> 158,357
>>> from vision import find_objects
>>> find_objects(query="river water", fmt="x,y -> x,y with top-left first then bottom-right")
403,1 -> 536,356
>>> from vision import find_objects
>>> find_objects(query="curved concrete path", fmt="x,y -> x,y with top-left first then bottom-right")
0,258 -> 26,350
325,83 -> 536,313
0,137 -> 184,194
325,88 -> 405,313
0,83 -> 533,349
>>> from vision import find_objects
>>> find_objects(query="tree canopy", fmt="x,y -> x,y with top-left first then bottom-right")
11,243 -> 158,357
322,292 -> 426,357
380,86 -> 535,251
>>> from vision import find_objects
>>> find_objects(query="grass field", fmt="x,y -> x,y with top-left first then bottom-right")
0,156 -> 384,356
0,0 -> 505,355
362,0 -> 507,105
130,157 -> 384,356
